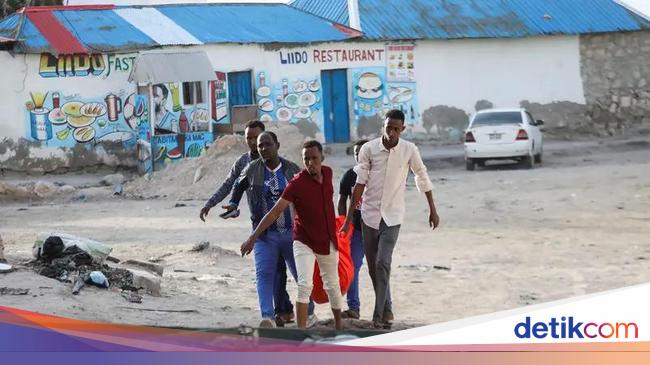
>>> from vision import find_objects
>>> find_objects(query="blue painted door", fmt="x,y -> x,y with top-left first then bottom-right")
227,71 -> 253,107
321,69 -> 350,143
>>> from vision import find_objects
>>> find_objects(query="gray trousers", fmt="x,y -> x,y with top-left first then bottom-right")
362,219 -> 400,322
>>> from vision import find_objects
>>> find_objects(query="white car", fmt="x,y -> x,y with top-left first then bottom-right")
464,108 -> 544,170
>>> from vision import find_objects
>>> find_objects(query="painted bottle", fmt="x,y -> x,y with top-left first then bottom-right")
282,79 -> 288,98
259,72 -> 266,87
179,110 -> 189,134
52,92 -> 60,109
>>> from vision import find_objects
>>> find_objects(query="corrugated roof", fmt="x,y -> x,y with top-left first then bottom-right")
0,3 -> 362,54
290,0 -> 650,40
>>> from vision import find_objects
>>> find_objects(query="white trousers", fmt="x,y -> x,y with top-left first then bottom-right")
293,241 -> 343,310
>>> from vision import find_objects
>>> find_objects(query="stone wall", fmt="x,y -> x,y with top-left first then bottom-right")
580,30 -> 650,136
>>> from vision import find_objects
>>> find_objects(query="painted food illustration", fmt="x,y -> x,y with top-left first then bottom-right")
73,126 -> 96,143
293,80 -> 308,93
256,86 -> 271,97
97,131 -> 135,143
123,94 -> 141,130
276,107 -> 292,122
389,86 -> 413,103
61,101 -> 83,117
298,92 -> 316,107
356,72 -> 383,99
260,114 -> 273,122
167,147 -> 182,159
56,128 -> 70,140
258,98 -> 274,112
186,143 -> 203,158
67,114 -> 95,128
81,102 -> 107,117
295,107 -> 311,119
308,79 -> 320,92
284,94 -> 300,109
48,108 -> 66,125
154,145 -> 166,161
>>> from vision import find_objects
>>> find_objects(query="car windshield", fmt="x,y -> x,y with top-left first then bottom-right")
472,112 -> 522,126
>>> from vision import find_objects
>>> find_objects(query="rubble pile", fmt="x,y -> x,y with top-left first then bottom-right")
126,122 -> 307,200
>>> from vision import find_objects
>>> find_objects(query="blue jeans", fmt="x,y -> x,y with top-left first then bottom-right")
254,230 -> 313,318
274,257 -> 293,315
347,228 -> 392,313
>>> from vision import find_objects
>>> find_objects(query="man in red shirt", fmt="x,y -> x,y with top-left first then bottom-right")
241,140 -> 343,330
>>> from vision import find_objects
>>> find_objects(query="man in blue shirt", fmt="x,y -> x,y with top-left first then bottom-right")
200,121 -> 294,326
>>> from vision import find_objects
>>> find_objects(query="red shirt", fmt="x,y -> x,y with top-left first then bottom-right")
281,165 -> 337,255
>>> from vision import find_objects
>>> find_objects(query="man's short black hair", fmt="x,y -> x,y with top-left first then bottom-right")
260,131 -> 278,144
245,120 -> 265,131
353,139 -> 368,148
385,109 -> 405,123
303,140 -> 323,154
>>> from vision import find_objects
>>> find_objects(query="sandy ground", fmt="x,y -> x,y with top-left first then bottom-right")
1,138 -> 649,331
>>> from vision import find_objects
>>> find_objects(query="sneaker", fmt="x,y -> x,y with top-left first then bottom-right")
341,309 -> 360,319
382,310 -> 394,323
259,318 -> 276,328
306,314 -> 319,328
279,312 -> 295,323
372,320 -> 392,330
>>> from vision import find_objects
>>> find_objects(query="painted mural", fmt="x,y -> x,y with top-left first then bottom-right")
211,71 -> 229,123
151,131 -> 211,171
254,71 -> 323,133
152,82 -> 210,134
24,90 -> 148,150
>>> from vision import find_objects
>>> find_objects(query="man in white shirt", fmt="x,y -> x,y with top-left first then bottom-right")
342,109 -> 440,328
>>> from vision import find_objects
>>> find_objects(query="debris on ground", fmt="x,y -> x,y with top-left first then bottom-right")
126,268 -> 161,296
123,259 -> 164,276
0,234 -> 5,263
101,173 -> 125,187
87,271 -> 110,288
0,181 -> 77,201
191,241 -> 210,252
121,290 -> 143,304
0,263 -> 14,273
0,287 -> 29,295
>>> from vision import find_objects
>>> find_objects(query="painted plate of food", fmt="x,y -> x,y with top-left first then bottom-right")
48,108 -> 67,125
260,113 -> 273,122
298,92 -> 316,107
67,114 -> 95,128
256,86 -> 271,98
283,93 -> 300,109
308,79 -> 320,92
276,107 -> 292,122
73,126 -> 96,143
388,86 -> 413,103
81,102 -> 107,117
293,80 -> 308,93
294,107 -> 311,119
97,131 -> 135,143
258,98 -> 274,112
61,101 -> 84,117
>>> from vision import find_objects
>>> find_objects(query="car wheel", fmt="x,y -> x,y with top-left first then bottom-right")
477,159 -> 485,167
466,159 -> 476,171
522,153 -> 535,169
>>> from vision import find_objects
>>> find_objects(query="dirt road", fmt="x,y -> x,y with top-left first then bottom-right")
1,138 -> 648,330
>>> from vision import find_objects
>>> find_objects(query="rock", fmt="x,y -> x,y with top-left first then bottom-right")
193,166 -> 204,184
101,173 -> 125,186
58,185 -> 76,194
620,96 -> 632,108
127,268 -> 161,296
34,181 -> 59,198
0,263 -> 13,273
123,259 -> 164,276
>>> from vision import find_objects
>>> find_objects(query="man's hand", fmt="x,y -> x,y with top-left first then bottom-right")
339,217 -> 352,235
222,204 -> 237,214
429,210 -> 440,230
199,206 -> 210,222
240,237 -> 255,257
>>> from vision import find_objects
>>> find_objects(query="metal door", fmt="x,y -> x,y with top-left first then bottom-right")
321,69 -> 350,143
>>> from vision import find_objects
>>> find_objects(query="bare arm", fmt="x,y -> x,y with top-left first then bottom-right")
337,194 -> 348,217
341,183 -> 365,233
240,198 -> 291,256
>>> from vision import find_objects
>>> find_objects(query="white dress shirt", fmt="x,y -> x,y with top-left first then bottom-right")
354,137 -> 433,229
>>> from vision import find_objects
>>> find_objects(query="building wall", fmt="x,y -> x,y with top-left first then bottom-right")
580,30 -> 650,135
414,36 -> 586,140
0,51 -> 143,171
2,32 -> 649,171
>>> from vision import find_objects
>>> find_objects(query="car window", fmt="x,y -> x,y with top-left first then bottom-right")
471,112 -> 522,127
